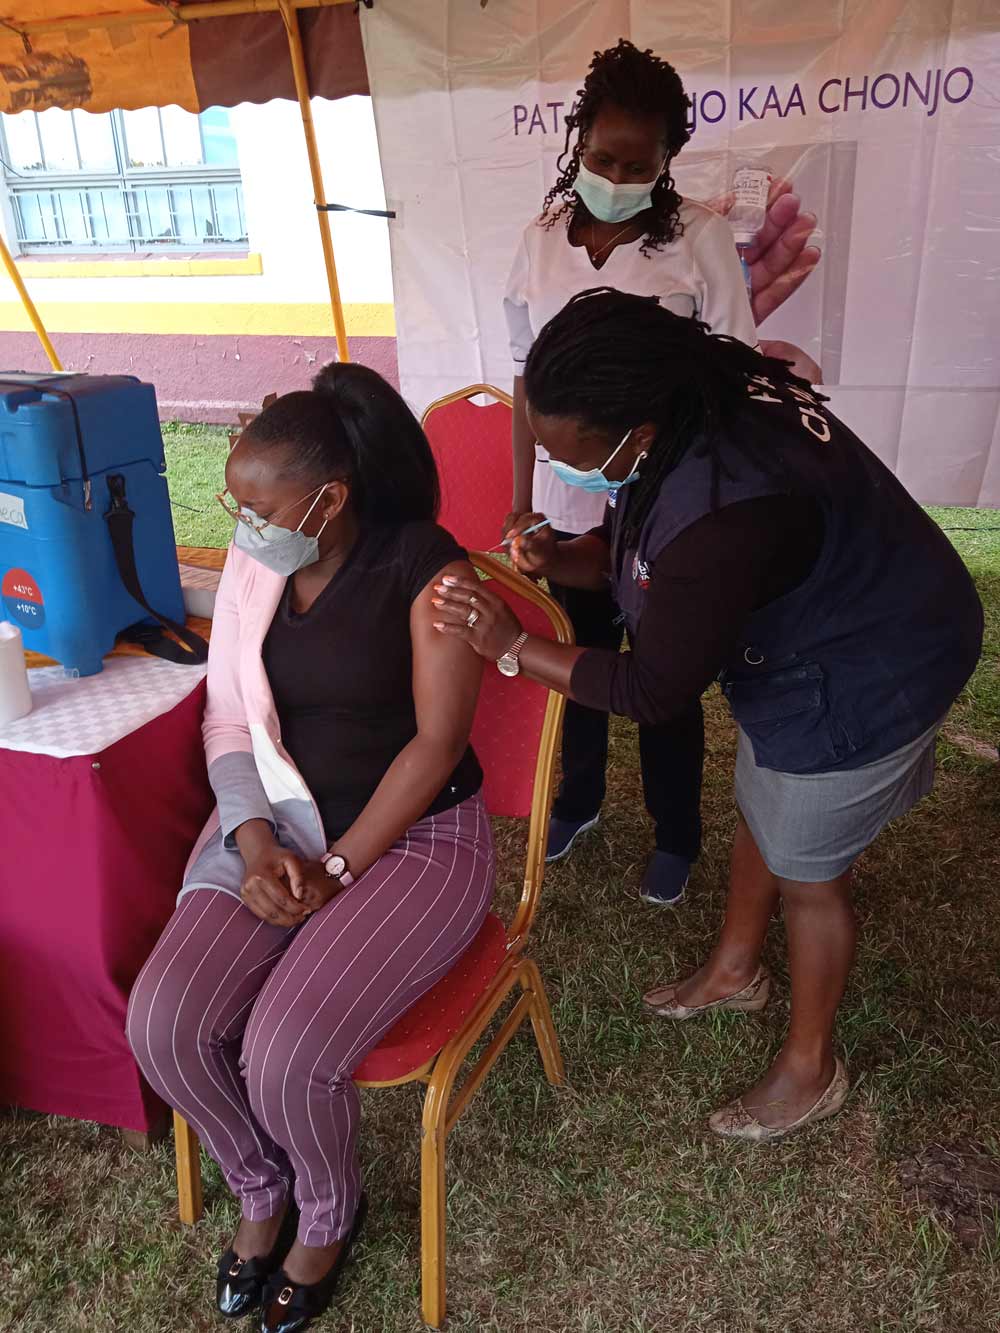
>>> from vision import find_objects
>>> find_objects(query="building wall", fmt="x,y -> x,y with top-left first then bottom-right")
0,97 -> 399,421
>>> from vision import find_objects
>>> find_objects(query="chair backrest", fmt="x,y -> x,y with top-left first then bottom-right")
422,385 -> 513,553
229,393 -> 276,449
469,553 -> 572,953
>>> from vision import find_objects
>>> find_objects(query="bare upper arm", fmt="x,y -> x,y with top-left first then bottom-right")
410,558 -> 484,759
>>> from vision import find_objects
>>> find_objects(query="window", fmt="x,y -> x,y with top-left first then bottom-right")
1,106 -> 247,252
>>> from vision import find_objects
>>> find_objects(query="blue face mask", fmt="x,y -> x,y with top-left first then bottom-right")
548,430 -> 646,494
574,160 -> 665,225
233,485 -> 331,576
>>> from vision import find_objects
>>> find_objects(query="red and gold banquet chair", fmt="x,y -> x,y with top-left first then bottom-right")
421,384 -> 514,553
173,553 -> 572,1328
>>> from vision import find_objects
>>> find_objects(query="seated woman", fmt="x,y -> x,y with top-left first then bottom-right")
127,364 -> 493,1333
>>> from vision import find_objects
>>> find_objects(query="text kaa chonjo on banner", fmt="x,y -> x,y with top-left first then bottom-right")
361,0 -> 1000,507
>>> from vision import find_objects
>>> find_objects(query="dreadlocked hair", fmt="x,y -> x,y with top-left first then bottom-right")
523,288 -> 826,547
541,38 -> 691,254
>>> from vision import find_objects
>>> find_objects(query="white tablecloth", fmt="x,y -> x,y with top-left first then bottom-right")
0,657 -> 207,758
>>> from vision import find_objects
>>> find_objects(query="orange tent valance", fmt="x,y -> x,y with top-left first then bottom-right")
0,0 -> 368,115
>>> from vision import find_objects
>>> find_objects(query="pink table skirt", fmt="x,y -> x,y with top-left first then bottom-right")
0,681 -> 213,1132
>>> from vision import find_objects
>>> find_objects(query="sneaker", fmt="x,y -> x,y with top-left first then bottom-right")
639,851 -> 691,906
545,814 -> 600,863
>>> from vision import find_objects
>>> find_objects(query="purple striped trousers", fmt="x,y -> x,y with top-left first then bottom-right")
127,795 -> 494,1244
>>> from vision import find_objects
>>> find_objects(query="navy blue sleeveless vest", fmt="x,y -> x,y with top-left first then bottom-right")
609,373 -> 983,775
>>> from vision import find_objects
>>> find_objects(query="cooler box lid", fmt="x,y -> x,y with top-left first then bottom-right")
0,372 -> 165,487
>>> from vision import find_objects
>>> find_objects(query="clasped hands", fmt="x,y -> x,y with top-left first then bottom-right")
237,821 -> 344,927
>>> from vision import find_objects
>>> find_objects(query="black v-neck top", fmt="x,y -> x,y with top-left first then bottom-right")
262,520 -> 483,842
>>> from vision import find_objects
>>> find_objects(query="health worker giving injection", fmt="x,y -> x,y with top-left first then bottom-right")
433,289 -> 981,1143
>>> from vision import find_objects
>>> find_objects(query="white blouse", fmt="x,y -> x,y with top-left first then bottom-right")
503,198 -> 758,534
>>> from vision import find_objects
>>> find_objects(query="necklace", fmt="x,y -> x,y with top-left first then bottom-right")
589,219 -> 638,264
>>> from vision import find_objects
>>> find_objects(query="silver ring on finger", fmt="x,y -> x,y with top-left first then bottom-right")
466,608 -> 480,628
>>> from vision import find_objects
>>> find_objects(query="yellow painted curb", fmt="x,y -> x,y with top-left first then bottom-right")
17,254 -> 264,279
0,300 -> 396,338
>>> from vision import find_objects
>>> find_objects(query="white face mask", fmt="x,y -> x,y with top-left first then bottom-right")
574,159 -> 667,225
233,485 -> 331,576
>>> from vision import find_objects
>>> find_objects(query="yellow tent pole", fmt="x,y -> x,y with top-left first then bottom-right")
278,0 -> 350,362
0,234 -> 62,371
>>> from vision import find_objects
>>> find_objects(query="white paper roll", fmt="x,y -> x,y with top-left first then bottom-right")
179,563 -> 221,619
0,621 -> 33,728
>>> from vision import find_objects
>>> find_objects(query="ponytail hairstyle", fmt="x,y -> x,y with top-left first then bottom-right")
542,38 -> 691,253
241,362 -> 440,525
524,288 -> 823,546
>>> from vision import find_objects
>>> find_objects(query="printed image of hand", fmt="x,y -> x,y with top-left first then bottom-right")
710,176 -> 822,326
760,338 -> 822,385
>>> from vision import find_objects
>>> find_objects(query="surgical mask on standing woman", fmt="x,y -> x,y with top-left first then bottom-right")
233,484 -> 331,576
574,159 -> 666,225
548,430 -> 647,494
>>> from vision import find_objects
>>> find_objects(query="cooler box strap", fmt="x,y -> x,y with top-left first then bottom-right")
105,474 -> 209,665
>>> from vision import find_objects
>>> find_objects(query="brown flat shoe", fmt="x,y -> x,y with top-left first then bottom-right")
708,1058 -> 850,1142
642,966 -> 771,1020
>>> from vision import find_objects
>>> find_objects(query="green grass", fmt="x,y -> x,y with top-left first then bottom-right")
927,507 -> 1000,751
3,436 -> 995,1331
163,422 -> 232,549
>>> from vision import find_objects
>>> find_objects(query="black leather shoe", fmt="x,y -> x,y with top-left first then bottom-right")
217,1201 -> 300,1319
259,1194 -> 368,1333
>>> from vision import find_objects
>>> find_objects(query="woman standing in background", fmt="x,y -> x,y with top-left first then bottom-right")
504,39 -> 774,904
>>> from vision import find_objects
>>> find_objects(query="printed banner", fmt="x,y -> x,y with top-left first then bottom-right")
362,0 -> 1000,506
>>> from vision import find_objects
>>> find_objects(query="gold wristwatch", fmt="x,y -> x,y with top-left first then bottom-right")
497,632 -> 529,678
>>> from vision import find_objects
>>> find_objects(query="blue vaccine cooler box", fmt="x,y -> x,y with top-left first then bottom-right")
0,372 -> 185,677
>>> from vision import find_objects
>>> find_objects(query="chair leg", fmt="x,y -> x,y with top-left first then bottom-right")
174,1111 -> 204,1225
420,1088 -> 448,1328
413,958 -> 555,1326
518,957 -> 566,1087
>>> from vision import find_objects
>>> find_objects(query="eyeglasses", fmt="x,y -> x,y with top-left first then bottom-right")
215,482 -> 330,536
216,489 -> 270,534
